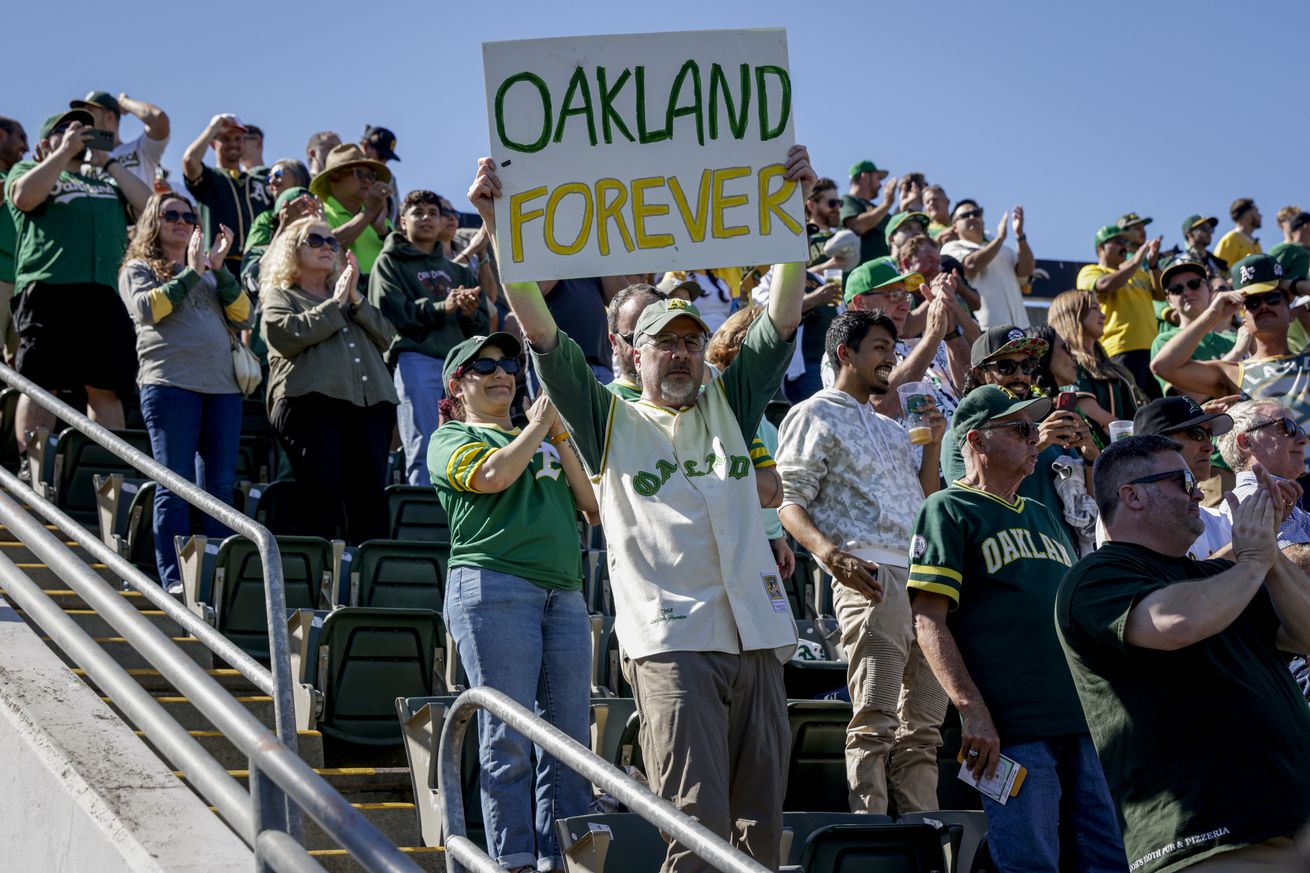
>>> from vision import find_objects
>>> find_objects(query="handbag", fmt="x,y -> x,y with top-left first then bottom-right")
229,332 -> 262,397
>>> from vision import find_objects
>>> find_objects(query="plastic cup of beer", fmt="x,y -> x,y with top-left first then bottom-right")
1108,420 -> 1134,442
822,268 -> 843,306
897,381 -> 934,445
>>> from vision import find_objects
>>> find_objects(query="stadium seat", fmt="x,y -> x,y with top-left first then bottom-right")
785,700 -> 853,812
590,697 -> 637,762
93,473 -> 148,554
244,479 -> 301,536
614,708 -> 642,774
177,534 -> 342,659
121,480 -> 157,575
598,618 -> 632,698
289,607 -> 442,745
347,539 -> 447,611
556,813 -> 665,873
797,822 -> 947,873
385,485 -> 450,542
39,427 -> 152,523
781,812 -> 894,866
0,387 -> 20,472
396,695 -> 483,848
234,433 -> 277,485
899,811 -> 987,873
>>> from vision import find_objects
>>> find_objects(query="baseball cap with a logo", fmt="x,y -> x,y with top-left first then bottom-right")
1095,225 -> 1131,248
633,298 -> 711,343
849,160 -> 883,179
1231,254 -> 1285,296
1133,396 -> 1233,438
1116,212 -> 1153,229
950,386 -> 1052,446
1181,214 -> 1219,236
970,325 -> 1049,367
363,126 -> 401,162
70,91 -> 122,116
843,257 -> 924,303
442,333 -> 523,388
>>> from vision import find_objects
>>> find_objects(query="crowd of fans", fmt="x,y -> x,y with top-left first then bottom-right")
2,91 -> 1309,873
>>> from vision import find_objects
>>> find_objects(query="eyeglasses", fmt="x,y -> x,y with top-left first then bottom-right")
858,289 -> 912,304
1166,278 -> 1206,296
976,419 -> 1035,440
955,208 -> 983,221
616,332 -> 635,346
302,232 -> 340,252
1169,425 -> 1213,444
644,332 -> 707,353
352,168 -> 378,183
461,357 -> 521,376
981,357 -> 1039,377
1243,291 -> 1285,311
161,209 -> 198,226
1246,417 -> 1308,440
1126,468 -> 1199,497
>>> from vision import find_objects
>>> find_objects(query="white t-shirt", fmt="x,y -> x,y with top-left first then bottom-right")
109,132 -> 168,187
940,238 -> 1028,330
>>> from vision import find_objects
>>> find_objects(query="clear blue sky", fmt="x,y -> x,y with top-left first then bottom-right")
8,0 -> 1305,262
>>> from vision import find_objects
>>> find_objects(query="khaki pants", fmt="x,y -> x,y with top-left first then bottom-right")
833,564 -> 948,814
1183,836 -> 1305,872
628,649 -> 788,873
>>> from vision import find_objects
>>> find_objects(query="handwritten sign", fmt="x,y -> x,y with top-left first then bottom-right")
483,29 -> 807,282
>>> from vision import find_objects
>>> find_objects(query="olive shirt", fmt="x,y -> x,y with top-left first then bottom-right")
5,160 -> 131,291
1057,543 -> 1310,873
839,194 -> 889,266
259,285 -> 398,410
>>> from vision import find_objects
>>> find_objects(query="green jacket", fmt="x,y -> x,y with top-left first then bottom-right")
368,233 -> 488,365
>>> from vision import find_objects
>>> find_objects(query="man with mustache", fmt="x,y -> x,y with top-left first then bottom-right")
776,310 -> 949,815
468,145 -> 815,873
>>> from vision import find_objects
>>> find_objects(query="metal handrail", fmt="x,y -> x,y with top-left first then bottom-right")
438,686 -> 771,873
0,365 -> 297,754
0,484 -> 425,872
0,467 -> 273,694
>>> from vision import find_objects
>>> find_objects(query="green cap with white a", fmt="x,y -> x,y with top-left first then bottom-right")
950,386 -> 1051,446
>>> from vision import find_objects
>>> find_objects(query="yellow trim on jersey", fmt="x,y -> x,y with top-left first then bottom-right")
753,457 -> 777,469
466,422 -> 521,435
447,442 -> 491,492
910,564 -> 962,583
461,451 -> 495,493
223,292 -> 252,324
953,480 -> 1025,513
905,578 -> 960,604
598,395 -> 619,476
147,288 -> 174,322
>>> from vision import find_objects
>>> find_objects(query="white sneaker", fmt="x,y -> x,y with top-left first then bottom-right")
166,582 -> 183,596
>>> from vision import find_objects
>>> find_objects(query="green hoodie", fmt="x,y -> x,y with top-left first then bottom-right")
369,232 -> 488,364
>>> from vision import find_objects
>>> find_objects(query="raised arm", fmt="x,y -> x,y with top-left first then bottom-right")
118,94 -> 170,141
960,212 -> 1010,277
1150,290 -> 1242,398
1086,245 -> 1147,298
843,176 -> 898,235
184,115 -> 236,184
8,123 -> 90,212
1012,207 -> 1034,279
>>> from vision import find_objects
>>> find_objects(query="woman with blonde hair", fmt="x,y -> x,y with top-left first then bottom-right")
260,216 -> 398,543
1047,290 -> 1142,444
119,192 -> 250,592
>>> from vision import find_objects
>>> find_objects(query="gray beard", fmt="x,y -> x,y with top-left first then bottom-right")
659,376 -> 698,406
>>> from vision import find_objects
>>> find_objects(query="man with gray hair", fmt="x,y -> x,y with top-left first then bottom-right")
1216,398 -> 1310,569
604,282 -> 664,400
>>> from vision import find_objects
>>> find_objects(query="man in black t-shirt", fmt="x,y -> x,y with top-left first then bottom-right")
1058,435 -> 1310,873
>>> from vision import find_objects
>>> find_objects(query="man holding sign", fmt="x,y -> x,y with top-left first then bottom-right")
468,133 -> 813,870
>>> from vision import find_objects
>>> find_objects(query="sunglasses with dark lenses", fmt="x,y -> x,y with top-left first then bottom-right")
1170,425 -> 1213,443
955,208 -> 983,221
461,357 -> 521,376
352,168 -> 378,183
1243,291 -> 1285,311
982,357 -> 1039,377
1166,278 -> 1206,296
1126,468 -> 1199,496
302,232 -> 340,252
977,419 -> 1035,440
825,198 -> 841,208
1246,417 -> 1308,440
161,209 -> 198,226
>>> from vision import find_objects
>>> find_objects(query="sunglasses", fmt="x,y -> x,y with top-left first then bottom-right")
302,232 -> 340,252
161,209 -> 198,226
461,357 -> 521,376
1246,417 -> 1307,440
352,168 -> 378,183
1169,425 -> 1213,444
1243,291 -> 1285,311
1166,278 -> 1206,296
1126,468 -> 1199,497
976,419 -> 1035,440
955,208 -> 983,221
981,357 -> 1039,377
824,198 -> 841,208
859,289 -> 913,304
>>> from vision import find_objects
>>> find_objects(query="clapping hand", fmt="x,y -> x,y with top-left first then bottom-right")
995,211 -> 1010,242
1012,205 -> 1025,239
186,227 -> 209,274
1227,478 -> 1278,570
333,252 -> 362,307
207,224 -> 234,271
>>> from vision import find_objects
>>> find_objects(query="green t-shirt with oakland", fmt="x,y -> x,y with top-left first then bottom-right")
908,481 -> 1085,744
941,433 -> 1070,540
839,194 -> 889,266
5,160 -> 130,291
1056,542 -> 1310,873
428,421 -> 583,590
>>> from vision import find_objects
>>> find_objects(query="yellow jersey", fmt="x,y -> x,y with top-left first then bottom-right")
1076,263 -> 1158,357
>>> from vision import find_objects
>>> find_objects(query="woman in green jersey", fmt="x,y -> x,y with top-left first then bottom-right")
428,332 -> 598,873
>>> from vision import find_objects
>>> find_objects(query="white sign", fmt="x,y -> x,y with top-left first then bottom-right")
482,28 -> 808,282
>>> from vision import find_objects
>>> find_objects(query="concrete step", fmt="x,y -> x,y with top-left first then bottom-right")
189,767 -> 413,803
0,539 -> 103,567
75,666 -> 263,695
19,607 -> 184,638
141,729 -> 324,769
104,694 -> 276,731
307,847 -> 444,873
5,560 -> 119,590
299,802 -> 420,851
36,588 -> 156,611
47,634 -> 214,670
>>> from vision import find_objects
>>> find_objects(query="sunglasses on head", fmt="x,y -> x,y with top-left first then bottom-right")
1246,417 -> 1307,439
1166,277 -> 1206,295
955,208 -> 983,221
161,209 -> 198,226
981,357 -> 1039,377
302,232 -> 340,252
1243,291 -> 1285,311
1126,468 -> 1199,496
461,357 -> 521,377
976,419 -> 1034,440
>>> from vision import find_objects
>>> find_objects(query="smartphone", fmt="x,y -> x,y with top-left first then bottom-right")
1055,391 -> 1078,412
84,128 -> 115,152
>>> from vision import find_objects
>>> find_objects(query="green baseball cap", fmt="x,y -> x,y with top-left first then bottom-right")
849,160 -> 883,179
70,91 -> 122,116
1160,259 -> 1207,290
1230,254 -> 1286,296
1116,212 -> 1153,229
442,332 -> 523,388
633,297 -> 711,343
273,186 -> 314,214
1181,214 -> 1218,236
843,257 -> 924,303
37,108 -> 94,141
1094,225 -> 1131,248
950,385 -> 1052,447
885,211 -> 931,246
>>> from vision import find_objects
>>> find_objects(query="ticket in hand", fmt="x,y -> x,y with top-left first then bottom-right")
956,752 -> 1027,805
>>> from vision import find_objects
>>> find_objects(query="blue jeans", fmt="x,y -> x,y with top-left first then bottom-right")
982,734 -> 1127,873
393,351 -> 444,487
445,566 -> 593,870
139,385 -> 242,588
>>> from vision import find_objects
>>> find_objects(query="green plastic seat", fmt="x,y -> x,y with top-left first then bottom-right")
52,427 -> 153,523
385,484 -> 450,541
785,700 -> 853,813
212,535 -> 334,659
782,812 -> 894,866
555,813 -> 665,873
349,539 -> 447,611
